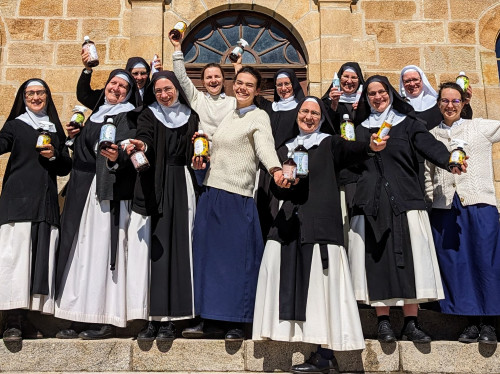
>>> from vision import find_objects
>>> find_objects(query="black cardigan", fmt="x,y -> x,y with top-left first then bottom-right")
76,69 -> 103,110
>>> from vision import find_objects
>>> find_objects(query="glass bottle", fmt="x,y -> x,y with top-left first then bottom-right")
130,146 -> 150,172
82,36 -> 99,67
229,39 -> 249,63
99,117 -> 116,150
375,112 -> 395,143
282,151 -> 297,182
340,114 -> 356,141
448,139 -> 467,169
36,130 -> 51,152
456,71 -> 469,92
293,139 -> 309,178
69,105 -> 87,129
193,130 -> 209,160
170,22 -> 187,41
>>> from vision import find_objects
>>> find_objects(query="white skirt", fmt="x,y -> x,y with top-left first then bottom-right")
55,176 -> 130,327
348,210 -> 444,307
0,222 -> 58,314
252,240 -> 366,351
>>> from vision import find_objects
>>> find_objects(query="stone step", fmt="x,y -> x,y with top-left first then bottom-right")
1,338 -> 500,373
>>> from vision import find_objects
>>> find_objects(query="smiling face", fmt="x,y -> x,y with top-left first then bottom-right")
24,84 -> 47,114
130,67 -> 149,89
297,100 -> 321,134
203,67 -> 224,96
439,87 -> 464,126
154,78 -> 177,107
340,70 -> 360,94
402,70 -> 423,98
276,76 -> 293,99
367,81 -> 390,113
233,72 -> 259,108
105,76 -> 130,104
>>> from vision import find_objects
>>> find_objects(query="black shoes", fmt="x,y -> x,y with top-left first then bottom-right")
56,329 -> 79,339
137,321 -> 157,342
2,327 -> 22,342
401,320 -> 431,343
377,320 -> 396,343
78,324 -> 115,340
138,321 -> 176,342
478,324 -> 497,345
459,325 -> 480,343
3,311 -> 23,342
156,322 -> 176,342
290,352 -> 339,374
225,328 -> 244,342
182,320 -> 224,339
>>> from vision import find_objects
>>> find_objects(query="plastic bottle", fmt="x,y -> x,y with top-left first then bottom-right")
193,130 -> 209,160
151,54 -> 159,75
82,36 -> 99,68
99,117 -> 116,150
170,21 -> 187,41
456,72 -> 469,92
331,72 -> 340,90
354,84 -> 363,104
282,151 -> 297,182
69,105 -> 87,129
130,146 -> 150,172
448,138 -> 468,169
229,39 -> 249,63
340,114 -> 356,141
293,139 -> 309,178
375,112 -> 395,143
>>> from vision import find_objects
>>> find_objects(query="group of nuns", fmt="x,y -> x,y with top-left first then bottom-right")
0,32 -> 498,374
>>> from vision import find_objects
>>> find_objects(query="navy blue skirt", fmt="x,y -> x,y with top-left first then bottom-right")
193,187 -> 264,323
431,193 -> 500,315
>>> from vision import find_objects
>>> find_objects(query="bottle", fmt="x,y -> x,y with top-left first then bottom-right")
99,117 -> 116,150
229,39 -> 249,63
69,105 -> 87,129
151,54 -> 159,75
331,72 -> 340,90
354,84 -> 363,104
293,139 -> 309,178
375,112 -> 395,143
448,139 -> 467,169
82,36 -> 99,68
456,71 -> 469,92
282,151 -> 297,182
130,146 -> 150,172
36,130 -> 51,152
170,21 -> 187,41
193,130 -> 209,160
340,114 -> 356,141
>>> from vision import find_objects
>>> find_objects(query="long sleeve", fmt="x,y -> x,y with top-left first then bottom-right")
0,121 -> 15,154
331,135 -> 372,170
477,118 -> 500,143
76,69 -> 103,109
50,145 -> 72,176
251,113 -> 281,173
172,52 -> 203,106
411,120 -> 450,170
424,160 -> 435,203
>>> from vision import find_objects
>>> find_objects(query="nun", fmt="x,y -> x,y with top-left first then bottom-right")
54,69 -> 138,339
253,96 -> 386,373
0,79 -> 71,342
125,71 -> 199,341
348,75 -> 466,343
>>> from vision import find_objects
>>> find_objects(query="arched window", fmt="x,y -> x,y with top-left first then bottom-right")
182,11 -> 307,98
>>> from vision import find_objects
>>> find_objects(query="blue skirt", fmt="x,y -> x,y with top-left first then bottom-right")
431,193 -> 500,315
193,187 -> 264,323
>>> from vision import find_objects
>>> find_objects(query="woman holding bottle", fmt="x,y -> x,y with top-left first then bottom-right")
54,69 -> 138,340
0,79 -> 71,342
425,82 -> 500,344
124,70 -> 200,342
348,75 -> 466,343
187,66 -> 285,341
253,96 -> 386,373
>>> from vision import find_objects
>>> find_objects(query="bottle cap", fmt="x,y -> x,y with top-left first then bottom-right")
198,130 -> 204,135
343,114 -> 350,120
287,150 -> 293,158
238,38 -> 249,48
84,35 -> 90,41
73,105 -> 87,113
105,117 -> 114,124
459,71 -> 466,76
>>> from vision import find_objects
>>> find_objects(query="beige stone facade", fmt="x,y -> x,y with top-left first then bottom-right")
1,0 -> 500,194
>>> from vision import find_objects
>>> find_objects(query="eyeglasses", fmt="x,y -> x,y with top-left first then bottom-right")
154,87 -> 175,95
299,108 -> 321,118
131,71 -> 148,77
439,98 -> 462,106
367,90 -> 388,97
403,78 -> 421,85
25,90 -> 46,98
276,82 -> 292,88
341,75 -> 359,81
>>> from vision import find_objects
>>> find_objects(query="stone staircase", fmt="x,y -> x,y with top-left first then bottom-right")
0,309 -> 499,373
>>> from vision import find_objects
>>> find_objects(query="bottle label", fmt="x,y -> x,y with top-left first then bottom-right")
283,164 -> 297,180
450,150 -> 465,164
71,113 -> 85,126
194,138 -> 208,157
332,77 -> 340,89
456,76 -> 469,91
341,121 -> 356,141
100,124 -> 116,144
85,43 -> 98,61
36,134 -> 51,147
294,152 -> 308,176
379,126 -> 391,138
232,46 -> 243,55
174,22 -> 186,32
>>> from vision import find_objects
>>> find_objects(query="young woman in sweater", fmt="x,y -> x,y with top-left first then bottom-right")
425,82 -> 500,344
184,66 -> 286,341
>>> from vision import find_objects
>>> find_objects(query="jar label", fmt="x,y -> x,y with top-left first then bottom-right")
194,138 -> 208,156
450,150 -> 464,163
36,134 -> 51,147
294,152 -> 308,176
341,121 -> 356,141
456,77 -> 469,91
71,113 -> 85,125
100,124 -> 116,144
283,164 -> 297,180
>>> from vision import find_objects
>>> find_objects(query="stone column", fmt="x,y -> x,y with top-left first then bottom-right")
129,0 -> 165,62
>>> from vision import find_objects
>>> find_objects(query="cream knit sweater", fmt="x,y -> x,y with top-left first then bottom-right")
204,107 -> 281,197
425,118 -> 500,209
173,51 -> 237,138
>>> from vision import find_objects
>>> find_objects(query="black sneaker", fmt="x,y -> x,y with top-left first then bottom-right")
156,322 -> 175,342
290,352 -> 339,374
458,325 -> 479,343
401,320 -> 431,343
137,321 -> 157,342
478,324 -> 497,345
377,320 -> 396,343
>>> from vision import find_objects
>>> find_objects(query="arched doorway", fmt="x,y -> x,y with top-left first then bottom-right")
181,11 -> 308,99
